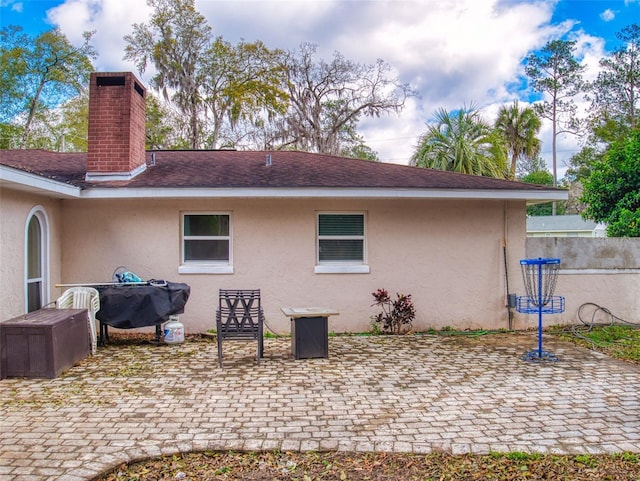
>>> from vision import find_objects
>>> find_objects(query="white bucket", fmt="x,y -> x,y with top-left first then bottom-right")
163,316 -> 184,344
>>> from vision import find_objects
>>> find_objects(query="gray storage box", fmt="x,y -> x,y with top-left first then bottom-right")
0,308 -> 89,379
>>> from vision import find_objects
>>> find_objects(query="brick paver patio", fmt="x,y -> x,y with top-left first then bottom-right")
1,332 -> 639,480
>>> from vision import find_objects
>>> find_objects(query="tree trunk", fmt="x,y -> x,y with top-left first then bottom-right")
21,78 -> 46,148
552,103 -> 558,216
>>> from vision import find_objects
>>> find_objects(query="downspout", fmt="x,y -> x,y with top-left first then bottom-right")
503,201 -> 515,330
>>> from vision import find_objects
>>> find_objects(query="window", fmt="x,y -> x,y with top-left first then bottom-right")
25,207 -> 49,312
316,213 -> 369,274
179,213 -> 233,274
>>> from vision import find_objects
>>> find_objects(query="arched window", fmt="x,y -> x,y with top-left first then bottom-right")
25,207 -> 49,312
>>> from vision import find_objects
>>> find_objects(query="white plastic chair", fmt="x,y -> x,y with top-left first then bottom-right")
57,287 -> 100,355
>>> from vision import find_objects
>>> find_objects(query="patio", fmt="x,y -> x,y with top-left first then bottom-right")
0,332 -> 639,480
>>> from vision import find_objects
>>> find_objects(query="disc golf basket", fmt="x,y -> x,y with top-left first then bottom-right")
517,258 -> 565,362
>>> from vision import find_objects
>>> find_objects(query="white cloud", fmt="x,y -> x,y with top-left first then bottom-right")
572,30 -> 607,83
0,0 -> 22,12
47,0 -> 152,75
599,8 -> 616,21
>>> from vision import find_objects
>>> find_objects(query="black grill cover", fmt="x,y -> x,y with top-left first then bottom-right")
96,282 -> 190,329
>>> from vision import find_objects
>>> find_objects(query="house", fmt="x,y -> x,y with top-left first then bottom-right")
0,72 -> 568,334
527,215 -> 606,237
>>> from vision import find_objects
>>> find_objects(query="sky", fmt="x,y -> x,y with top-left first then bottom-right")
1,0 -> 639,176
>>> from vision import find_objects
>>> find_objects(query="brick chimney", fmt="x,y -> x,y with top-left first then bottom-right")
86,72 -> 147,181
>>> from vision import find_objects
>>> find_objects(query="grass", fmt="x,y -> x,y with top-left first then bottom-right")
422,328 -> 509,337
416,323 -> 639,364
550,323 -> 640,364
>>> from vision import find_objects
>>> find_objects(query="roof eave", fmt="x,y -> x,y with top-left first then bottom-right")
79,186 -> 569,201
0,165 -> 81,198
0,163 -> 569,202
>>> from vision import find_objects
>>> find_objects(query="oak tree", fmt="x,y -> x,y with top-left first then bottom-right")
0,25 -> 96,148
272,43 -> 414,156
124,0 -> 211,149
581,130 -> 640,237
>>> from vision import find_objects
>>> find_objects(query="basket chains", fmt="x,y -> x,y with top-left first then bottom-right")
522,263 -> 559,307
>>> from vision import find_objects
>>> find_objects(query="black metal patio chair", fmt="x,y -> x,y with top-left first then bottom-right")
216,289 -> 264,367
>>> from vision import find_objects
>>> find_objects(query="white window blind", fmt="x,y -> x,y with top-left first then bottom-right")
318,213 -> 365,263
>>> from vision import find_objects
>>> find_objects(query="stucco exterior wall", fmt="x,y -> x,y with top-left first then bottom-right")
8,188 -> 633,334
0,188 -> 63,319
59,198 -> 528,334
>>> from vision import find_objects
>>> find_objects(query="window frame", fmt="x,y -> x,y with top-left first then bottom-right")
315,211 -> 369,274
24,206 -> 49,312
178,211 -> 233,274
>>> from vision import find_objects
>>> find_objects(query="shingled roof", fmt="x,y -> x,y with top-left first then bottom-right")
0,148 -> 567,202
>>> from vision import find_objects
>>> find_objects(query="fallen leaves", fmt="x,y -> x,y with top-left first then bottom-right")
95,450 -> 640,481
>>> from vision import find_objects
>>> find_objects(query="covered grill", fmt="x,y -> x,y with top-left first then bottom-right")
96,282 -> 190,343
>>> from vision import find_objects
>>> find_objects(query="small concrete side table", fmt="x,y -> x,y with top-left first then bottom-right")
281,307 -> 339,359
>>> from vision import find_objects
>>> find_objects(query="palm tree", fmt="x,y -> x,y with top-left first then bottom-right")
411,105 -> 507,178
495,100 -> 542,179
